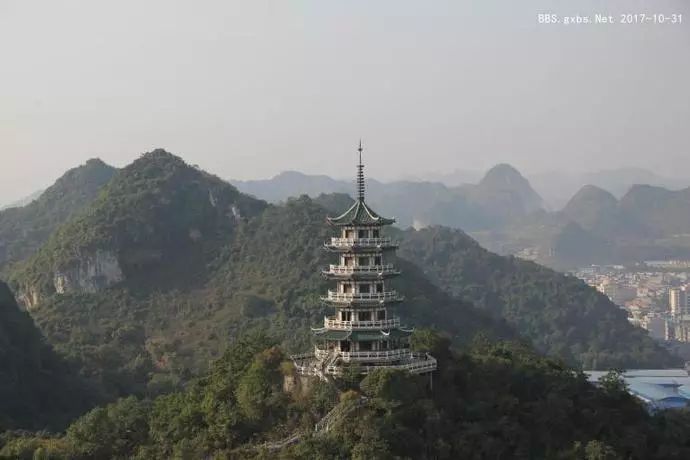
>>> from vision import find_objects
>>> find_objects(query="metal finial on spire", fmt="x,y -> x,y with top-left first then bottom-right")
357,140 -> 365,201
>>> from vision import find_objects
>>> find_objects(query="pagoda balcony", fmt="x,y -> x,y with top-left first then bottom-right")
324,237 -> 398,251
322,264 -> 400,279
321,290 -> 404,305
324,316 -> 401,330
339,348 -> 412,363
324,353 -> 437,376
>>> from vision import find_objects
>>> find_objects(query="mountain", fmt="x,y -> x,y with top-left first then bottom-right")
529,168 -> 690,210
396,225 -> 676,369
0,280 -> 95,430
0,189 -> 44,211
233,171 -> 351,203
620,185 -> 690,237
561,185 -> 619,230
475,180 -> 690,269
11,150 -> 268,306
8,154 -> 511,398
468,163 -> 544,223
0,159 -> 117,274
399,167 -> 483,186
233,164 -> 546,231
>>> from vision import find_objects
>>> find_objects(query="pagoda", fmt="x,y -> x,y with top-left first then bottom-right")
292,142 -> 437,379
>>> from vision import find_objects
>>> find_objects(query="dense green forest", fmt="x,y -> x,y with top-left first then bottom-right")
0,159 -> 116,275
397,226 -> 678,369
13,194 -> 512,400
3,331 -> 690,459
1,152 -> 686,458
3,154 -> 677,403
0,281 -> 97,431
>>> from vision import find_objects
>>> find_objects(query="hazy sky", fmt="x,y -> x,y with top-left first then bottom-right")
1,0 -> 688,202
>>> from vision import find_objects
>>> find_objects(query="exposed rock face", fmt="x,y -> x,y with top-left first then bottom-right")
17,286 -> 42,310
53,250 -> 124,294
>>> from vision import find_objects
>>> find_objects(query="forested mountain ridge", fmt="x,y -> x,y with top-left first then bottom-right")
0,280 -> 96,431
0,159 -> 116,275
397,225 -> 677,369
10,149 -> 268,307
5,154 -> 511,399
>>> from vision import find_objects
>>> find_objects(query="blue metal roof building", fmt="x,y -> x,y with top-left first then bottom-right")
586,369 -> 690,411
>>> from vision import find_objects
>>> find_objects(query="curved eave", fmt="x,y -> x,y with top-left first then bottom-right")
326,199 -> 396,227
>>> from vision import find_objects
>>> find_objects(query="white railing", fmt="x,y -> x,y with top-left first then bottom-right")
362,353 -> 437,374
324,353 -> 437,375
324,316 -> 401,330
326,237 -> 396,248
321,290 -> 403,303
339,348 -> 411,362
324,264 -> 399,276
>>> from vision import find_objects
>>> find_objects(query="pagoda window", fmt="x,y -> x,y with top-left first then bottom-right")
359,284 -> 371,294
374,256 -> 382,265
341,311 -> 351,321
377,310 -> 386,320
381,341 -> 389,350
358,256 -> 370,266
358,311 -> 372,321
344,256 -> 354,267
373,229 -> 380,238
360,341 -> 373,351
345,229 -> 354,239
358,229 -> 368,239
340,341 -> 350,352
376,283 -> 384,293
342,284 -> 353,293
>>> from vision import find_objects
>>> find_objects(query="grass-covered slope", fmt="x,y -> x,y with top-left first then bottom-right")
397,226 -> 678,369
0,159 -> 116,274
0,281 -> 96,430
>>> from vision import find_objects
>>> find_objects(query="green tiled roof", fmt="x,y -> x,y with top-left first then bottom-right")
327,199 -> 395,227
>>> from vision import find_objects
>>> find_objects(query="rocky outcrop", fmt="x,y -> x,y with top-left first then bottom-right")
53,250 -> 124,295
17,286 -> 42,310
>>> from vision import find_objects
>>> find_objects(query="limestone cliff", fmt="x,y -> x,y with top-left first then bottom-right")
53,250 -> 124,294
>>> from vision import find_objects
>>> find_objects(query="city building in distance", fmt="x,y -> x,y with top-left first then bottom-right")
292,143 -> 437,380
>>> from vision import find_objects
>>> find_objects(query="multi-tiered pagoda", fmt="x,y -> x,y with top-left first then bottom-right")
292,142 -> 437,379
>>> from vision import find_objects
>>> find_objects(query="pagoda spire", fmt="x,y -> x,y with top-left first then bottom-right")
357,140 -> 365,201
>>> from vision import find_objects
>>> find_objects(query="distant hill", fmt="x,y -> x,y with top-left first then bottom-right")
0,159 -> 117,274
0,280 -> 95,430
468,163 -> 544,222
233,164 -> 546,231
529,168 -> 689,210
0,189 -> 44,211
473,180 -> 690,269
